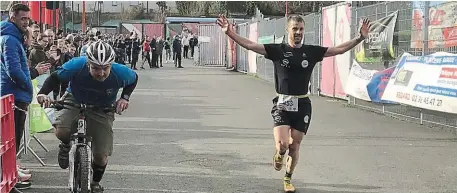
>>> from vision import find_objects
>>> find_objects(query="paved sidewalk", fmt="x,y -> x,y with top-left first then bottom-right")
21,59 -> 457,193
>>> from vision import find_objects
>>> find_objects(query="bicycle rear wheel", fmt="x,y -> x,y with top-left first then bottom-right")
75,147 -> 91,193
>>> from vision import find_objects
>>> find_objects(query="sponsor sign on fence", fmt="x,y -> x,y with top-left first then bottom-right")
411,1 -> 457,49
346,61 -> 378,101
355,11 -> 398,63
382,53 -> 457,113
346,60 -> 400,104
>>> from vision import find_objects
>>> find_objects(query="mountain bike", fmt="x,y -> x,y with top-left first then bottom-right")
51,101 -> 115,193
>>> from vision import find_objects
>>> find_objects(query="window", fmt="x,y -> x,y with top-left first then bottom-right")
112,1 -> 117,6
129,1 -> 139,6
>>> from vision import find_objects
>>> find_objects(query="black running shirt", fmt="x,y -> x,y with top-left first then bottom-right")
264,43 -> 328,95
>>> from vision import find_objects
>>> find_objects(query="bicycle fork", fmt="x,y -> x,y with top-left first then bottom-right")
68,117 -> 93,192
68,143 -> 77,192
68,144 -> 93,192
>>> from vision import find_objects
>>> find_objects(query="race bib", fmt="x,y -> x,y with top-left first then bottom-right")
277,95 -> 298,112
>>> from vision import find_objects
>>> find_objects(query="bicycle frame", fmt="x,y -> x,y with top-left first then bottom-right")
68,110 -> 92,192
50,100 -> 115,193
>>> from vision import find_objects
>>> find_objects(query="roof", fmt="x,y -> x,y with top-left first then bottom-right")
102,19 -> 159,27
65,22 -> 82,30
165,16 -> 248,23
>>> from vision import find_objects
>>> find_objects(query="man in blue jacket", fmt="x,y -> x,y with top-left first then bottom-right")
0,3 -> 33,191
0,3 -> 32,152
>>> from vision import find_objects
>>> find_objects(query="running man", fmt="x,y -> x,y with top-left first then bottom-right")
216,14 -> 371,193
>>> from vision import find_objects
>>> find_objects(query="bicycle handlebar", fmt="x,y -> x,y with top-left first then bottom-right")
50,101 -> 116,112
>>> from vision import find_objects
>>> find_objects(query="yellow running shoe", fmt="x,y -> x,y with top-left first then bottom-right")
273,153 -> 284,171
283,177 -> 296,193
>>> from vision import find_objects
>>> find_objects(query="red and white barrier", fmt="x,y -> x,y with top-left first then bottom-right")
0,94 -> 18,193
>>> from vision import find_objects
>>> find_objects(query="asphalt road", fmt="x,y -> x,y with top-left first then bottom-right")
20,59 -> 457,193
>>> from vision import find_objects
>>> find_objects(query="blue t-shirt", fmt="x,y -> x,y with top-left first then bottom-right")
56,56 -> 137,105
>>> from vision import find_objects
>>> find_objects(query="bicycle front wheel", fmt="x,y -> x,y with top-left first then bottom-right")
75,147 -> 91,193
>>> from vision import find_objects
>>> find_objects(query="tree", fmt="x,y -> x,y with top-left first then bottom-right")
176,1 -> 199,16
175,1 -> 220,17
156,1 -> 167,22
156,1 -> 167,13
120,5 -> 147,20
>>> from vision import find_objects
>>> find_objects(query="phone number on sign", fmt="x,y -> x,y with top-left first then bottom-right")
396,92 -> 443,107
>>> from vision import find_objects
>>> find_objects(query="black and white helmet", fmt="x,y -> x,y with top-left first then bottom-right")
86,40 -> 116,66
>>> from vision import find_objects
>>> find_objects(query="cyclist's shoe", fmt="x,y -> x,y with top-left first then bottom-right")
91,182 -> 105,193
58,142 -> 71,169
283,177 -> 296,193
15,181 -> 32,190
273,153 -> 284,171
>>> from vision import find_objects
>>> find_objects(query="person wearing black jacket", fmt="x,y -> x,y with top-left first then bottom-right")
115,47 -> 126,65
124,36 -> 132,64
149,36 -> 158,68
172,36 -> 183,68
130,35 -> 141,70
189,34 -> 198,58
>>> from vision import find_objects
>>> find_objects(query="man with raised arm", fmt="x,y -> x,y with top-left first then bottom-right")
216,14 -> 371,193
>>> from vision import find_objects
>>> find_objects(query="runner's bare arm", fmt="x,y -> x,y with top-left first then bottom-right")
324,18 -> 371,57
324,36 -> 364,57
226,30 -> 267,56
217,14 -> 267,56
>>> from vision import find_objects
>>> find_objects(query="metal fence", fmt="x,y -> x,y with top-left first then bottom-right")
303,13 -> 322,95
229,1 -> 457,130
198,24 -> 227,66
236,23 -> 250,72
119,23 -> 164,39
349,1 -> 457,129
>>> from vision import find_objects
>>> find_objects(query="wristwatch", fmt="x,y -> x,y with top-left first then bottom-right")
357,34 -> 365,41
122,94 -> 130,101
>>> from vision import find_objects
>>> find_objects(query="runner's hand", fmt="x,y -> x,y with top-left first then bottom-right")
217,14 -> 231,34
359,18 -> 371,39
37,94 -> 53,108
115,98 -> 129,114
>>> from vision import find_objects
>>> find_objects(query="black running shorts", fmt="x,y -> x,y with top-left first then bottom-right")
270,97 -> 312,134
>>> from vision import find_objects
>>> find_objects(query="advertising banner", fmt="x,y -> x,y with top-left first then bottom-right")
346,61 -> 378,101
411,1 -> 457,48
355,11 -> 398,63
346,60 -> 399,103
382,53 -> 457,113
366,66 -> 398,103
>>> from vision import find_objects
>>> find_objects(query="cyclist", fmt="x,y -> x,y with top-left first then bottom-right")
36,40 -> 138,192
216,14 -> 371,193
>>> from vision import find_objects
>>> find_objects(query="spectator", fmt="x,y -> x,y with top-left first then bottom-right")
173,35 -> 183,68
0,3 -> 33,190
27,31 -> 51,80
182,34 -> 190,59
141,38 -> 151,69
149,35 -> 158,68
43,29 -> 55,51
164,37 -> 172,63
189,34 -> 199,58
125,34 -> 132,63
156,36 -> 164,67
115,47 -> 126,65
130,33 -> 141,70
29,24 -> 40,40
28,34 -> 49,67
